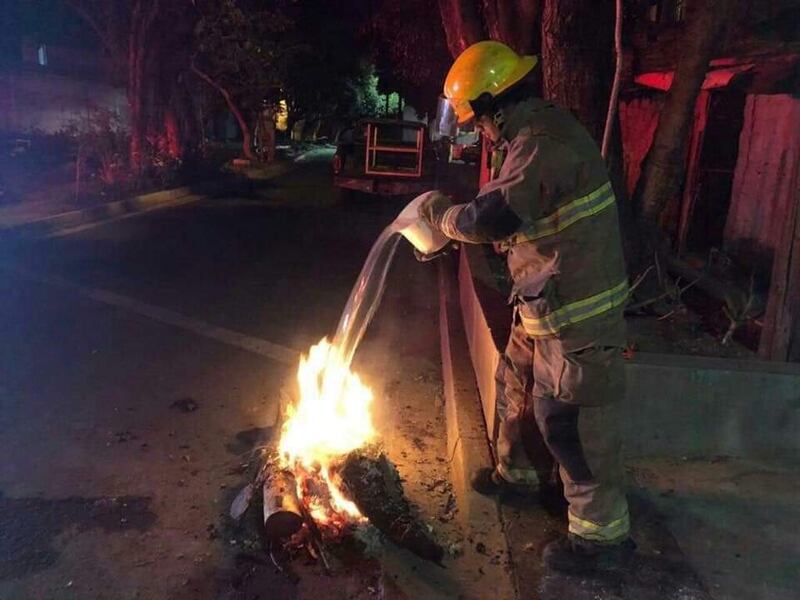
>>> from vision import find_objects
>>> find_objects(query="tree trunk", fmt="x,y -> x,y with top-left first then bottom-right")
128,94 -> 145,173
541,0 -> 614,144
127,0 -> 164,173
191,65 -> 256,161
482,0 -> 540,55
633,0 -> 738,268
67,0 -> 169,174
173,81 -> 198,155
128,33 -> 145,172
437,0 -> 484,58
601,0 -> 623,159
163,108 -> 182,160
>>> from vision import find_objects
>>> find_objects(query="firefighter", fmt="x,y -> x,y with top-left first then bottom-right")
419,41 -> 634,573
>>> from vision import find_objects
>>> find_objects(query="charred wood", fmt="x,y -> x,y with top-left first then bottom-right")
263,470 -> 304,541
338,449 -> 445,565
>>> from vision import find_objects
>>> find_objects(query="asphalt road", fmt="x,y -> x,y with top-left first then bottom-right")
5,156 -> 791,600
0,159 -> 446,599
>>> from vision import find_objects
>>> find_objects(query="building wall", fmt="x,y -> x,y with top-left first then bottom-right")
0,68 -> 127,134
619,76 -> 799,270
724,93 -> 800,274
619,93 -> 664,197
1,40 -> 125,135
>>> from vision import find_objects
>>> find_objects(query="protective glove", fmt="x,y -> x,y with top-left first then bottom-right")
417,191 -> 452,231
413,245 -> 452,263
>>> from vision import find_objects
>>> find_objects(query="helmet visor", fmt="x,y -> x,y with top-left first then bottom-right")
430,96 -> 459,140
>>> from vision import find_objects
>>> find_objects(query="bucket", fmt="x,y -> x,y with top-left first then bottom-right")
395,192 -> 450,255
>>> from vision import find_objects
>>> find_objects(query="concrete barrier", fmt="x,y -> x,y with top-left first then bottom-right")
624,352 -> 800,460
437,255 -> 516,600
439,255 -> 496,516
455,245 -> 800,462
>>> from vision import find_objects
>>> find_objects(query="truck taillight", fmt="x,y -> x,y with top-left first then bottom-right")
333,154 -> 343,174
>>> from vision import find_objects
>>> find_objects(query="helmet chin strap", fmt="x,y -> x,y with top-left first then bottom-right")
469,94 -> 508,140
492,107 -> 507,136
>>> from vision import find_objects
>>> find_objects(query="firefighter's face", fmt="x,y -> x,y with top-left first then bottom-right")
475,115 -> 501,143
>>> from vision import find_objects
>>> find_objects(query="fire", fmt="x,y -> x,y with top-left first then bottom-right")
278,338 -> 376,524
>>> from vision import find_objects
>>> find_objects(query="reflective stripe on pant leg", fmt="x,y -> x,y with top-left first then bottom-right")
566,402 -> 629,543
534,335 -> 629,542
568,507 -> 630,543
563,354 -> 629,544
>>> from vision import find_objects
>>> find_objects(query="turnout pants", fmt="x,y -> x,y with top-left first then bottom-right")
495,318 -> 630,544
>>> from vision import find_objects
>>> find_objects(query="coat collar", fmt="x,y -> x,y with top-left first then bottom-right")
499,97 -> 552,143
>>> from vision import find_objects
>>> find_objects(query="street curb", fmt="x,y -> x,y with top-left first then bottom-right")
3,182 -> 232,238
438,255 -> 517,599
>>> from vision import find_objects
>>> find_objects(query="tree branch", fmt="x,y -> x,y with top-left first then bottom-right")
190,63 -> 255,160
601,0 -> 623,159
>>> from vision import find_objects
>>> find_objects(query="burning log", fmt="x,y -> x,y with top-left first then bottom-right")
266,340 -> 443,567
262,470 -> 304,541
338,448 -> 445,565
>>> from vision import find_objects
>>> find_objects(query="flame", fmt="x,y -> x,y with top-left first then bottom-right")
278,338 -> 375,524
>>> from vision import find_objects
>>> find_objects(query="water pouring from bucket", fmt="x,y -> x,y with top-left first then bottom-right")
394,192 -> 451,256
276,193 -> 450,529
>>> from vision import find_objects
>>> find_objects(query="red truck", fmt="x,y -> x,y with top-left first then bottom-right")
332,119 -> 436,196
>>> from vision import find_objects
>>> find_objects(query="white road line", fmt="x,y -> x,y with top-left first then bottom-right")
1,264 -> 301,366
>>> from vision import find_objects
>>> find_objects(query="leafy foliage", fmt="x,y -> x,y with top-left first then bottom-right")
279,1 -> 381,122
192,0 -> 385,136
64,108 -> 130,187
192,0 -> 292,117
369,0 -> 452,113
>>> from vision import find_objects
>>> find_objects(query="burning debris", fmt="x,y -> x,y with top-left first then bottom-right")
339,448 -> 445,564
229,212 -> 450,574
278,338 -> 375,530
231,446 -> 445,575
262,470 -> 303,540
229,338 -> 444,575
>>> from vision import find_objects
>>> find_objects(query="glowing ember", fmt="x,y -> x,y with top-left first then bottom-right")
278,338 -> 376,525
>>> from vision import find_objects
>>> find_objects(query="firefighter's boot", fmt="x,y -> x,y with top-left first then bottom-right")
470,467 -> 511,495
470,466 -> 551,499
542,533 -> 635,574
470,467 -> 539,495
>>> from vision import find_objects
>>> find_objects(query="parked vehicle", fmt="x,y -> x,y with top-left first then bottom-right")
450,132 -> 481,164
333,119 -> 435,196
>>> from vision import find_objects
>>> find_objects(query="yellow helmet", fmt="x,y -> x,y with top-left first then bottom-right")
444,41 -> 538,124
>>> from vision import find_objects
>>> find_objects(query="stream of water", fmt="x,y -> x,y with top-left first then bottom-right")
332,222 -> 403,367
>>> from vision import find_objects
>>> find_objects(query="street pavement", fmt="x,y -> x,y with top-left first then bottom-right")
5,156 -> 780,600
0,159 -> 454,599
